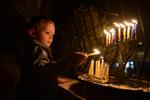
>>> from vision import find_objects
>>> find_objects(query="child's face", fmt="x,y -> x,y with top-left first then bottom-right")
36,22 -> 55,47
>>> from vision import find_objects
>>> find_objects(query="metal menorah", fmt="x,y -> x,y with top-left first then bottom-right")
103,19 -> 138,81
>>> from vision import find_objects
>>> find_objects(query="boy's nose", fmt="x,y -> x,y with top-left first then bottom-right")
49,35 -> 53,40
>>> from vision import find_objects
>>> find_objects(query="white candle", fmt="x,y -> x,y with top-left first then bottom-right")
100,57 -> 104,74
132,19 -> 138,38
88,59 -> 94,76
123,26 -> 126,40
127,26 -> 131,39
108,33 -> 111,45
118,26 -> 121,41
120,23 -> 126,41
109,28 -> 116,44
104,29 -> 111,46
95,60 -> 100,78
106,34 -> 109,46
114,23 -> 120,41
134,24 -> 137,38
99,57 -> 103,80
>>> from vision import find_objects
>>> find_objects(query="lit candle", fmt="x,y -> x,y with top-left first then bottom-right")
109,28 -> 116,44
127,26 -> 131,39
87,49 -> 101,57
129,22 -> 135,39
123,26 -> 126,40
106,34 -> 108,46
132,19 -> 138,38
120,23 -> 126,41
124,21 -> 130,39
118,26 -> 121,41
114,23 -> 121,41
108,33 -> 111,45
104,29 -> 111,46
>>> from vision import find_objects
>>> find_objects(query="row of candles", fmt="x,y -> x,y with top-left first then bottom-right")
86,49 -> 109,83
88,58 -> 110,83
104,19 -> 138,47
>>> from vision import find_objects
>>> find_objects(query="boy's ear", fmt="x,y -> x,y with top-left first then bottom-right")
28,28 -> 36,38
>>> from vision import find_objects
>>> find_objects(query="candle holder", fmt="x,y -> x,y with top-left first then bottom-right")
78,19 -> 139,84
108,38 -> 138,82
103,19 -> 139,82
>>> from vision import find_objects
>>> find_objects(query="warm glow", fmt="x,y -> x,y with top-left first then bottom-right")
120,23 -> 125,28
87,49 -> 101,56
109,28 -> 115,33
113,22 -> 120,27
104,29 -> 110,35
100,56 -> 103,59
124,21 -> 129,26
129,23 -> 134,27
132,19 -> 137,24
93,49 -> 100,54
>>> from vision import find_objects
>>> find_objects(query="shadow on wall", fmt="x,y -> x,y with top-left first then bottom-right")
0,1 -> 28,99
0,47 -> 21,100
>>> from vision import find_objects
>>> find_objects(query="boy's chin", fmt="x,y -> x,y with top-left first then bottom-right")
47,43 -> 52,47
46,44 -> 51,47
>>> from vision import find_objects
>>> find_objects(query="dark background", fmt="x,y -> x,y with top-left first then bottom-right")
0,0 -> 149,56
0,0 -> 150,99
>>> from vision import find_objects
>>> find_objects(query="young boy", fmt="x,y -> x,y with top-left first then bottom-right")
16,15 -> 86,100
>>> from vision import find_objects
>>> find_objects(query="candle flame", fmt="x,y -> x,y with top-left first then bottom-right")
87,49 -> 101,57
93,49 -> 100,54
104,29 -> 110,35
113,22 -> 120,27
132,19 -> 137,24
120,23 -> 125,27
124,21 -> 129,26
129,23 -> 134,27
109,28 -> 115,33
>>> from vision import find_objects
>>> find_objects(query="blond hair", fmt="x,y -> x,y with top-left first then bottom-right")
28,15 -> 55,38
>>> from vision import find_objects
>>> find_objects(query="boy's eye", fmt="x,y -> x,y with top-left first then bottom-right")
45,32 -> 49,34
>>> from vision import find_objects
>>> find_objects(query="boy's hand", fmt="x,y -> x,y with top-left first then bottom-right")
70,52 -> 87,66
60,52 -> 87,68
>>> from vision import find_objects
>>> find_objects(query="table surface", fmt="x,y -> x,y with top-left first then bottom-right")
78,74 -> 150,93
58,76 -> 86,100
58,75 -> 150,100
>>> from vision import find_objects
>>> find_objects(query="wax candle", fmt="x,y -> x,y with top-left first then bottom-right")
108,33 -> 111,45
123,26 -> 126,40
101,63 -> 109,83
118,26 -> 121,41
109,28 -> 116,44
104,29 -> 110,46
100,57 -> 104,69
131,19 -> 138,38
127,26 -> 131,39
99,56 -> 104,80
114,23 -> 120,41
120,23 -> 126,41
95,60 -> 100,78
88,59 -> 94,76
124,21 -> 130,39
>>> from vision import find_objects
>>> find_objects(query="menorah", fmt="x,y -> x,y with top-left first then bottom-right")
78,19 -> 138,83
103,19 -> 138,81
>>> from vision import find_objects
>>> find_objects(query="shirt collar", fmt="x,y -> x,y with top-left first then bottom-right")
33,39 -> 49,49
